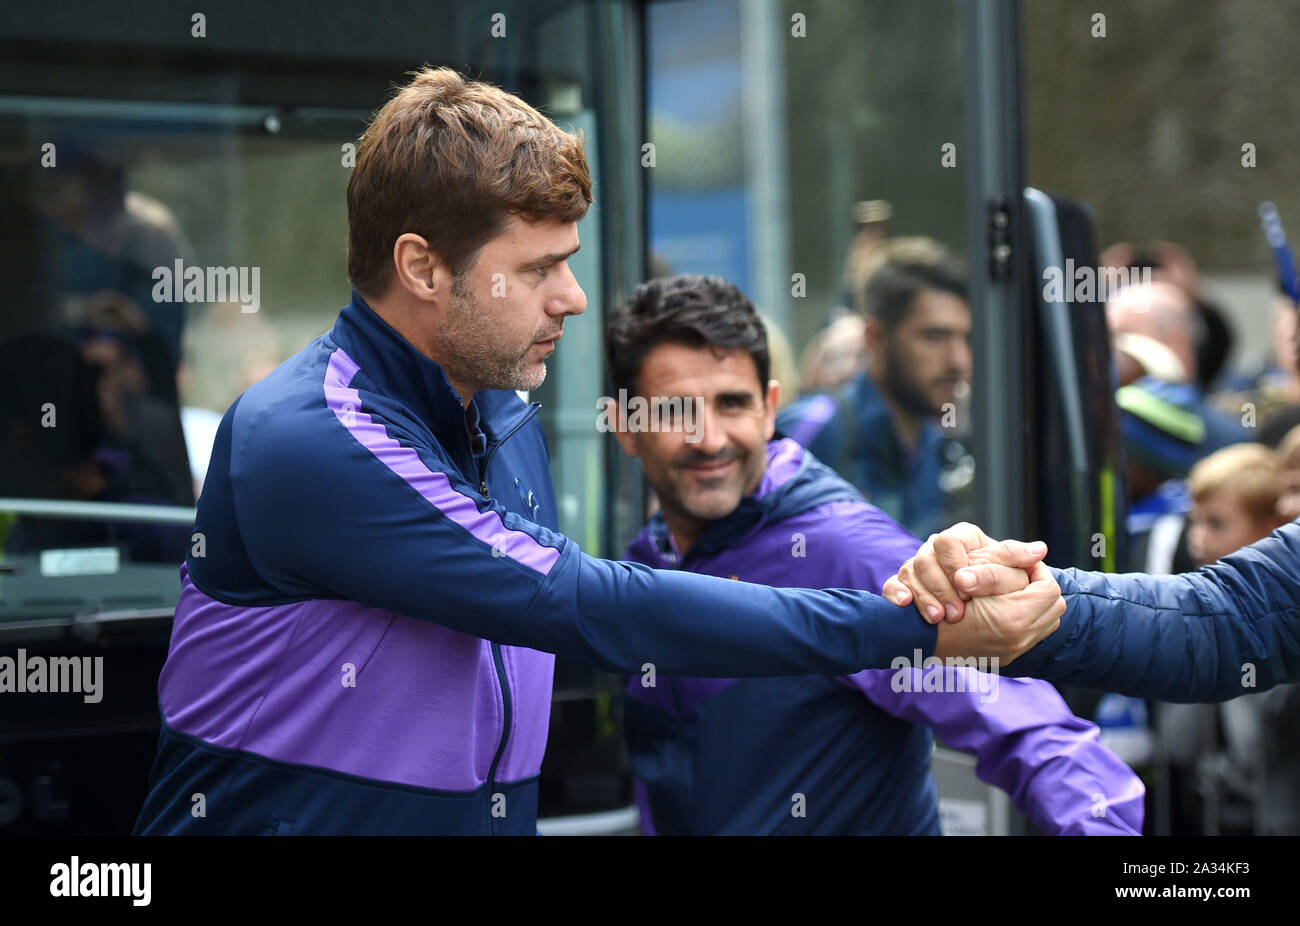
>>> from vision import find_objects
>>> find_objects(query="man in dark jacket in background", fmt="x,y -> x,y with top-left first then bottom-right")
777,238 -> 973,538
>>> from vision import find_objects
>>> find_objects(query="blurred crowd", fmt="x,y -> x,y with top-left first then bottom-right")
774,200 -> 1300,836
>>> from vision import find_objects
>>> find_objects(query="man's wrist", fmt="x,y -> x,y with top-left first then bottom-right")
865,592 -> 938,668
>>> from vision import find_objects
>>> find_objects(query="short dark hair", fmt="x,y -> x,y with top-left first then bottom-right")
858,237 -> 967,331
605,274 -> 770,396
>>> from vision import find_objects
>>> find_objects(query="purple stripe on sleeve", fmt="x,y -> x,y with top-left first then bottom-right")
323,348 -> 560,575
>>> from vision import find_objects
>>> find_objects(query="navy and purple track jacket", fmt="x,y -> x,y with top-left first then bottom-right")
622,439 -> 1145,835
133,292 -> 939,835
1014,525 -> 1300,702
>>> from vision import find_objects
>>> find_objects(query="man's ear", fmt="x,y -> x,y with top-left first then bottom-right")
764,379 -> 781,440
862,315 -> 882,351
606,396 -> 640,458
392,233 -> 453,304
862,316 -> 887,368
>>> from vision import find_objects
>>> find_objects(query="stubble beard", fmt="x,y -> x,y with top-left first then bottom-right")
882,352 -> 941,419
663,447 -> 760,528
437,274 -> 547,394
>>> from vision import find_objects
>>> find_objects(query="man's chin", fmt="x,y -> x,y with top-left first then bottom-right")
902,396 -> 943,419
928,382 -> 964,411
678,488 -> 744,523
490,360 -> 546,393
520,361 -> 547,391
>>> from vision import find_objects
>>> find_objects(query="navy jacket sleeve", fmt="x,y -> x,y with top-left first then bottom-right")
1007,521 -> 1300,702
231,393 -> 936,678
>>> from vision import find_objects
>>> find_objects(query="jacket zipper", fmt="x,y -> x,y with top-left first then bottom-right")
479,401 -> 541,829
486,645 -> 513,832
476,402 -> 540,496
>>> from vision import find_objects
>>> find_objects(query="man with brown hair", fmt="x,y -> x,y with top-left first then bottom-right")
134,68 -> 1062,835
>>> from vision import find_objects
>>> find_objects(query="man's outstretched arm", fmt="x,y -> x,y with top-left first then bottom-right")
847,670 -> 1145,835
883,522 -> 1300,703
236,400 -> 1065,680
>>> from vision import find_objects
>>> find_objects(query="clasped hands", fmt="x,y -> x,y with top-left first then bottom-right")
882,523 -> 1066,665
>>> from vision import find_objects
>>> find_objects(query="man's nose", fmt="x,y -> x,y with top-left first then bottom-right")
953,338 -> 973,376
688,404 -> 728,454
551,263 -> 586,318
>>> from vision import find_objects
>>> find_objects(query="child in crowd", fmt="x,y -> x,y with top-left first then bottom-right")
1186,443 -> 1285,567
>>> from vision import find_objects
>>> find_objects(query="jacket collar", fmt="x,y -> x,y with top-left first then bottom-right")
329,290 -> 536,448
850,370 -> 943,470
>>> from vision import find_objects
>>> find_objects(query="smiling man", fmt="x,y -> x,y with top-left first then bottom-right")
607,275 -> 1143,835
133,67 -> 1066,836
